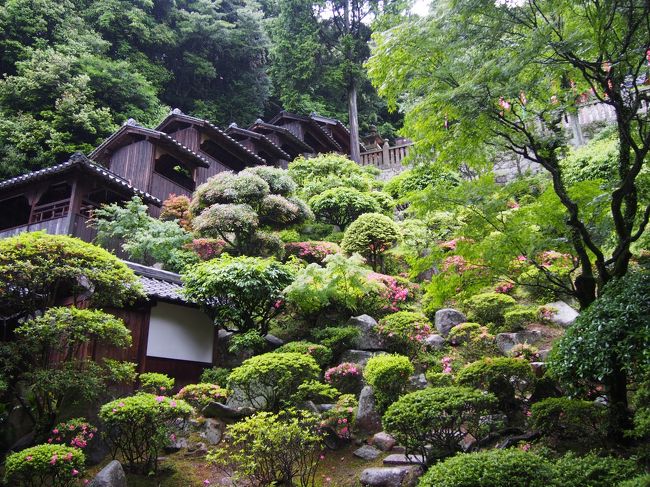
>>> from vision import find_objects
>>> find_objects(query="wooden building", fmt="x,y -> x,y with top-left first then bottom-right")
226,123 -> 292,168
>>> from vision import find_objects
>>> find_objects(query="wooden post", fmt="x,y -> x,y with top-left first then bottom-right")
382,142 -> 390,167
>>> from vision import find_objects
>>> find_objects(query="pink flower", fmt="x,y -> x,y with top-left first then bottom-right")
319,454 -> 325,460
71,469 -> 79,477
155,396 -> 165,403
26,456 -> 33,461
118,402 -> 125,407
65,452 -> 73,461
170,400 -> 177,407
52,428 -> 59,434
521,443 -> 531,452
203,480 -> 211,486
50,455 -> 58,465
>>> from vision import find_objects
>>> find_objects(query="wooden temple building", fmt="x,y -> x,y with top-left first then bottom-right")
0,109 -> 363,384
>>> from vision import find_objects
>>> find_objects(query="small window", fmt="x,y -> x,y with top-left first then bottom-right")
154,154 -> 195,191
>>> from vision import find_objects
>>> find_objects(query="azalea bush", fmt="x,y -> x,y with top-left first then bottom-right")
456,357 -> 535,412
4,444 -> 85,487
447,323 -> 499,362
284,241 -> 341,264
383,386 -> 497,462
228,352 -> 321,411
311,326 -> 359,359
363,355 -> 414,412
324,362 -> 363,395
175,383 -> 230,410
530,397 -> 607,445
99,393 -> 192,474
508,343 -> 540,361
503,305 -> 540,332
200,367 -> 231,387
376,311 -> 433,357
463,292 -> 517,329
291,380 -> 340,403
274,341 -> 333,368
48,418 -> 97,450
368,272 -> 419,313
208,410 -> 324,487
138,372 -> 175,396
320,394 -> 357,441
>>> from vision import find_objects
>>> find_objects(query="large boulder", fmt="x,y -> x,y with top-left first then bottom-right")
202,401 -> 255,421
544,301 -> 579,328
264,333 -> 284,349
383,454 -> 426,466
434,309 -> 466,337
496,330 -> 542,354
360,466 -> 423,487
340,350 -> 386,367
87,460 -> 127,487
199,418 -> 224,445
423,334 -> 445,351
350,315 -> 387,351
371,432 -> 397,452
356,386 -> 382,435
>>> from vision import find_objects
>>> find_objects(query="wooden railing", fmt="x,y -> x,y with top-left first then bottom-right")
359,142 -> 412,170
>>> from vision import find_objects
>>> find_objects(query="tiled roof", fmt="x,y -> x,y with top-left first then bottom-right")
226,123 -> 291,160
124,261 -> 188,304
156,111 -> 268,166
90,121 -> 211,168
269,111 -> 343,152
0,153 -> 162,206
248,120 -> 316,153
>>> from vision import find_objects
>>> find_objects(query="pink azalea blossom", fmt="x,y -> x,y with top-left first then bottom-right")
50,455 -> 58,465
71,469 -> 79,476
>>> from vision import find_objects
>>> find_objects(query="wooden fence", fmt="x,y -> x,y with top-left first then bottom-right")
359,142 -> 412,170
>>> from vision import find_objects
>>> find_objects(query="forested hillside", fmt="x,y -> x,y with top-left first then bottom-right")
0,0 -> 402,178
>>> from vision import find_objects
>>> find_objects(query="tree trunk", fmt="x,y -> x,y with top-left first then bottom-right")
348,80 -> 361,163
606,361 -> 632,441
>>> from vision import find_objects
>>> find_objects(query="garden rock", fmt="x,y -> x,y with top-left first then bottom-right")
538,349 -> 551,361
408,373 -> 428,390
202,401 -> 255,420
200,418 -> 224,445
316,403 -> 335,412
184,442 -> 208,457
354,444 -> 382,460
434,309 -> 466,337
264,333 -> 284,348
545,301 -> 579,327
350,315 -> 387,351
496,330 -> 542,354
530,362 -> 546,377
360,466 -> 423,487
423,334 -> 445,350
372,432 -> 396,451
356,386 -> 382,435
340,350 -> 385,366
164,436 -> 188,452
383,454 -> 426,466
87,460 -> 127,487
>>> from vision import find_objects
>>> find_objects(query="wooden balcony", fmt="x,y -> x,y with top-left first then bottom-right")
360,142 -> 412,170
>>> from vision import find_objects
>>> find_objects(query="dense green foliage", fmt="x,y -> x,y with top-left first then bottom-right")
531,397 -> 607,444
310,188 -> 381,230
363,354 -> 413,412
175,383 -> 230,410
227,352 -> 320,411
341,212 -> 401,271
376,311 -> 432,357
138,372 -> 175,396
274,341 -> 333,368
553,452 -> 641,487
99,393 -> 192,474
383,386 -> 497,462
208,411 -> 323,487
182,254 -> 295,335
4,443 -> 85,487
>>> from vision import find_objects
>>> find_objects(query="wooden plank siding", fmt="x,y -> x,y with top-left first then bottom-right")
0,216 -> 71,239
106,140 -> 154,191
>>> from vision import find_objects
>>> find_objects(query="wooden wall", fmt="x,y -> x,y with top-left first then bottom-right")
107,140 -> 154,190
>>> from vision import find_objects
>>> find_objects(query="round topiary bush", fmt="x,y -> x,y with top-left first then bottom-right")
418,448 -> 556,487
424,371 -> 454,387
447,323 -> 499,362
175,383 -> 230,410
228,352 -> 321,411
503,305 -> 539,331
274,341 -> 333,368
456,357 -> 535,412
382,386 -> 497,463
4,444 -> 85,487
530,397 -> 607,444
447,322 -> 482,345
376,311 -> 433,358
99,393 -> 193,474
138,372 -> 175,395
363,354 -> 414,412
463,292 -> 517,327
341,212 -> 401,271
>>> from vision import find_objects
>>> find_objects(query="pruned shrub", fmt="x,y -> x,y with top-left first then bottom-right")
187,238 -> 226,260
383,386 -> 497,463
463,292 -> 516,327
99,393 -> 192,474
448,323 -> 499,362
284,241 -> 342,264
228,352 -> 321,411
309,187 -> 381,229
553,452 -> 641,487
208,411 -> 324,487
503,305 -> 539,331
418,449 -> 556,487
530,397 -> 607,444
425,371 -> 454,387
368,272 -> 420,313
138,372 -> 175,395
341,213 -> 401,271
240,165 -> 297,196
48,418 -> 97,450
311,326 -> 359,359
274,341 -> 333,368
363,355 -> 414,412
376,311 -> 433,358
4,444 -> 85,487
292,380 -> 340,403
508,343 -> 540,361
175,383 -> 230,410
200,367 -> 231,386
320,394 -> 357,441
456,357 -> 535,411
324,362 -> 363,395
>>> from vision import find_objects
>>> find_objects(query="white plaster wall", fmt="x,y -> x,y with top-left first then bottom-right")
146,302 -> 214,363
